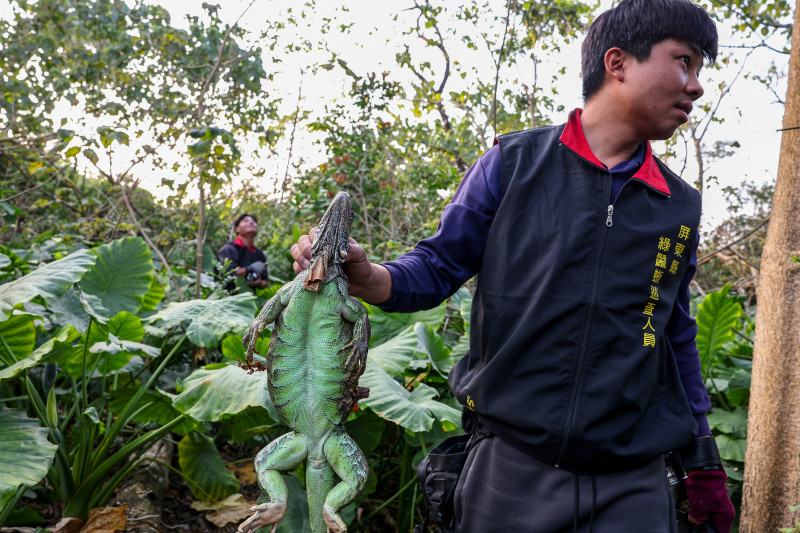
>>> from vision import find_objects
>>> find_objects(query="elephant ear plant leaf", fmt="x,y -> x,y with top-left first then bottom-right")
0,409 -> 59,518
695,284 -> 742,381
148,292 -> 257,347
0,237 -> 196,521
359,362 -> 461,433
78,236 -> 155,320
178,432 -> 241,502
0,249 -> 96,321
173,363 -> 279,423
0,308 -> 37,364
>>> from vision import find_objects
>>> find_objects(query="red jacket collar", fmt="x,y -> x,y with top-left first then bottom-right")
233,237 -> 255,252
559,108 -> 671,196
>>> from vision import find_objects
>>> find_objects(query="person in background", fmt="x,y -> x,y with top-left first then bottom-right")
291,0 -> 735,531
216,213 -> 269,292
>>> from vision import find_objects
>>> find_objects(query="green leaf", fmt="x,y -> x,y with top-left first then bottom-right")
47,287 -> 91,333
65,146 -> 80,157
83,406 -> 106,433
108,387 -> 199,436
178,433 -> 240,502
695,285 -> 742,375
715,433 -> 746,462
0,249 -> 96,321
58,314 -> 155,377
0,311 -> 37,362
139,277 -> 165,312
89,337 -> 160,372
344,408 -> 386,461
148,293 -> 257,347
173,364 -> 279,422
708,407 -> 747,439
0,326 -> 81,384
0,409 -> 58,510
274,475 -> 313,533
367,326 -> 416,375
79,237 -> 154,318
415,322 -> 455,377
218,405 -> 276,443
459,297 -> 472,323
188,139 -> 212,156
106,311 -> 146,342
220,333 -> 269,363
83,148 -> 99,165
6,505 -> 47,526
368,302 -> 446,347
359,362 -> 460,432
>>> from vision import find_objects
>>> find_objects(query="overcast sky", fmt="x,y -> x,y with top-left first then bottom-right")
2,0 -> 790,231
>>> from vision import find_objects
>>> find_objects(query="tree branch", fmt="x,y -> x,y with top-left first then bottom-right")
193,0 -> 257,120
698,216 -> 770,265
492,2 -> 513,134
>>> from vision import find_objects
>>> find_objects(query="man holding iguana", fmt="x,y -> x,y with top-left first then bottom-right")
292,0 -> 735,530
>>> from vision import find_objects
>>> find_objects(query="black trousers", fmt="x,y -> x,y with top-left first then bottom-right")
453,435 -> 678,533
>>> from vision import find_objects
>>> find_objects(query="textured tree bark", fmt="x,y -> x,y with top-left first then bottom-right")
740,2 -> 800,531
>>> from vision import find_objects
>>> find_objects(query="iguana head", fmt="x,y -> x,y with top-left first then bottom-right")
303,191 -> 354,291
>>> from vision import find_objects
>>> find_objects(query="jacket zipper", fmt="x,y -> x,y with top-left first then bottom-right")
554,177 -> 613,468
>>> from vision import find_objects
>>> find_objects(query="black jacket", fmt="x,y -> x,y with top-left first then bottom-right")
449,110 -> 702,474
216,238 -> 267,292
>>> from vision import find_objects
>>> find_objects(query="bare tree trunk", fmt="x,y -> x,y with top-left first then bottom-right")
740,2 -> 800,531
194,175 -> 206,299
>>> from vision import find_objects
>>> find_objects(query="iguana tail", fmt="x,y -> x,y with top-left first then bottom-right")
306,459 -> 336,533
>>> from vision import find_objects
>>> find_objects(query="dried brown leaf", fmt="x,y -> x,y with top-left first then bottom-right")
81,505 -> 128,533
228,462 -> 258,485
189,494 -> 254,527
50,517 -> 84,533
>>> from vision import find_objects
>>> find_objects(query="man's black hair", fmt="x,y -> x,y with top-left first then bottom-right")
234,213 -> 257,229
581,0 -> 718,102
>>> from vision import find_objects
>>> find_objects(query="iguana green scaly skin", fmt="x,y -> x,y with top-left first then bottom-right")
237,192 -> 370,533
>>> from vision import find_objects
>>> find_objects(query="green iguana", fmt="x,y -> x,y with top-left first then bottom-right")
237,192 -> 370,533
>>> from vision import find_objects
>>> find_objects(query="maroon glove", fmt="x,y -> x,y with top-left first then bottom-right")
685,469 -> 735,533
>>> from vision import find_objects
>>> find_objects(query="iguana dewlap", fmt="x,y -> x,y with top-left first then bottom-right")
237,192 -> 370,533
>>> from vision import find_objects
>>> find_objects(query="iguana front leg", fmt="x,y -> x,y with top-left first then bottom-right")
338,296 -> 371,412
243,282 -> 296,363
341,296 -> 370,377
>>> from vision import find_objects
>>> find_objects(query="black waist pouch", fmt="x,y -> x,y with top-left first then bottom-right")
414,433 -> 472,533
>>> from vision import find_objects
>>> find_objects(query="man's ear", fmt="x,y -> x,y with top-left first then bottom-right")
604,47 -> 626,83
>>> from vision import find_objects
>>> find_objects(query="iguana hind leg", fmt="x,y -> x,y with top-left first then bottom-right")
322,426 -> 369,533
237,431 -> 308,533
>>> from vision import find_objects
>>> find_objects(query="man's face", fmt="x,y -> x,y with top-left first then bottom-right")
236,216 -> 258,237
620,38 -> 705,140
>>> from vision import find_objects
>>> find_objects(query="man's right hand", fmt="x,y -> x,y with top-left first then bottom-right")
290,229 -> 392,304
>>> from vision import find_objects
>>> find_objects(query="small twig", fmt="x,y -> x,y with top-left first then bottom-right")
279,71 -> 304,205
0,154 -> 67,202
492,2 -> 513,135
733,328 -> 754,344
194,0 -> 257,119
698,217 -> 770,265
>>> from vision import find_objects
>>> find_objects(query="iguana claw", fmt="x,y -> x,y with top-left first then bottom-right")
237,501 -> 287,533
